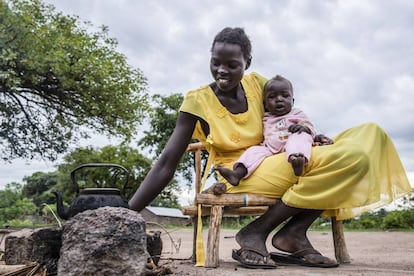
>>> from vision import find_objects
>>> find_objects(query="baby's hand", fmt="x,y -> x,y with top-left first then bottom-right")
288,124 -> 311,134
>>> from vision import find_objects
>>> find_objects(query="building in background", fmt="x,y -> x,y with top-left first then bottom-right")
140,206 -> 190,227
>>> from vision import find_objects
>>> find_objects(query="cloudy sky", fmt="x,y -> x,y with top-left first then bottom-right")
1,0 -> 414,190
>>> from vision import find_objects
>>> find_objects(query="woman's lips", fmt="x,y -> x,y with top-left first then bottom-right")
217,78 -> 229,85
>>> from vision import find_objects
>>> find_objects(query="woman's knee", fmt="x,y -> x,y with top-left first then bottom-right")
342,144 -> 370,175
363,122 -> 383,130
318,141 -> 369,174
361,122 -> 388,138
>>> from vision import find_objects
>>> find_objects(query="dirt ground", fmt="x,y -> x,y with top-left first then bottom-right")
152,228 -> 414,276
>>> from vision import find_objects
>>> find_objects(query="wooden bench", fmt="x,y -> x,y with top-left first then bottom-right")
182,142 -> 350,268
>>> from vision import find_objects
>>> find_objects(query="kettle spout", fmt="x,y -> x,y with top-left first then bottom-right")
52,190 -> 70,220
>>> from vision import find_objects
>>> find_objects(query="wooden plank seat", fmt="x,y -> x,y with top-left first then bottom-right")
182,142 -> 350,268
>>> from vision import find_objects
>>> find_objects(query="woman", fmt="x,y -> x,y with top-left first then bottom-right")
129,27 -> 412,268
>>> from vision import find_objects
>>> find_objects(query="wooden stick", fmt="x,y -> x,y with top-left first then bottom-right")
196,193 -> 277,206
206,206 -> 223,268
182,205 -> 269,216
331,217 -> 351,263
186,142 -> 205,151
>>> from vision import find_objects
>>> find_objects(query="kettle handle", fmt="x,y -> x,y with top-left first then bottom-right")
71,163 -> 130,196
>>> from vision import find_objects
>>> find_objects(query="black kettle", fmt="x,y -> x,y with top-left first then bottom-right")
53,163 -> 130,220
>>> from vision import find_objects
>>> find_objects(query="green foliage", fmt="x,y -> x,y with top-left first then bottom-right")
139,93 -> 184,156
381,209 -> 414,229
0,183 -> 37,224
0,0 -> 149,161
0,182 -> 21,208
22,171 -> 58,209
343,208 -> 414,230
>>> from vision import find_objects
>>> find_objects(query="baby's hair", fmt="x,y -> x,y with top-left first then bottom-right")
211,27 -> 252,61
264,75 -> 293,94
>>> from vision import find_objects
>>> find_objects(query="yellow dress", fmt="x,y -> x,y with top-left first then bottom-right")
180,72 -> 412,220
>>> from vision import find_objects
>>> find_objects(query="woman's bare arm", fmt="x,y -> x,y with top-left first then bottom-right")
128,111 -> 198,211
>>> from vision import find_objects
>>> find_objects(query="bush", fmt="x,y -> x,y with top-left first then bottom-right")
381,209 -> 414,229
342,208 -> 414,230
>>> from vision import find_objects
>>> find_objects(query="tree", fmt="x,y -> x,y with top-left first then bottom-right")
0,0 -> 148,161
22,171 -> 58,209
55,145 -> 181,208
139,94 -> 184,156
0,182 -> 37,223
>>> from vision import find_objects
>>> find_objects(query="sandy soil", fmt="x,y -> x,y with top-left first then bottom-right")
152,228 -> 414,276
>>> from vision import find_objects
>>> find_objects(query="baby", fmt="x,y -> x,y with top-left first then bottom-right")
216,75 -> 315,186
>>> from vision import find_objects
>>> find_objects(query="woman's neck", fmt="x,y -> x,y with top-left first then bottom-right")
210,83 -> 248,114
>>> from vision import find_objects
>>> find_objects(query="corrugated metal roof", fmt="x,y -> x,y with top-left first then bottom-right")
146,206 -> 189,218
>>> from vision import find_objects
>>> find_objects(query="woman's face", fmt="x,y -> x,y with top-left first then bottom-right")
210,42 -> 247,93
264,81 -> 294,116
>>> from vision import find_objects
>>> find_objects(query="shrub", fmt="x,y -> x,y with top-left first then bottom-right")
381,209 -> 414,229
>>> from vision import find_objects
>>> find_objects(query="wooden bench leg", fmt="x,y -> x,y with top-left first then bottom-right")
206,205 -> 223,268
331,217 -> 351,264
191,216 -> 197,263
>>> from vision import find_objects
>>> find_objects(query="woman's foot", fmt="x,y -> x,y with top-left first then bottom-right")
233,225 -> 276,267
215,166 -> 242,186
270,248 -> 339,268
288,153 -> 306,176
271,230 -> 338,266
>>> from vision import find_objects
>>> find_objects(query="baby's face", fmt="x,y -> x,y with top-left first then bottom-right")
264,81 -> 293,116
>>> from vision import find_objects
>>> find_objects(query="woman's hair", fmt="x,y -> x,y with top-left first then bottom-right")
264,75 -> 293,94
211,27 -> 252,61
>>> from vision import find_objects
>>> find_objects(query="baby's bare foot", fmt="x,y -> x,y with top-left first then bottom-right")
202,182 -> 227,195
212,182 -> 227,195
215,166 -> 241,186
289,153 -> 306,176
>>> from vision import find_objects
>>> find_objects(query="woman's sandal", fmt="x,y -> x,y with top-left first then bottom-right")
232,247 -> 277,269
270,248 -> 339,268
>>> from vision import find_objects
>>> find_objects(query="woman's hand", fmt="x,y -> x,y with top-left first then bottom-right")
313,134 -> 334,146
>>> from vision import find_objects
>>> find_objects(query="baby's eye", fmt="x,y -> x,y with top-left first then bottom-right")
210,61 -> 218,67
210,59 -> 220,67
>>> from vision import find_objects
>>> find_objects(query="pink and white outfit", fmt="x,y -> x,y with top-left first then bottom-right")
236,108 -> 315,178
